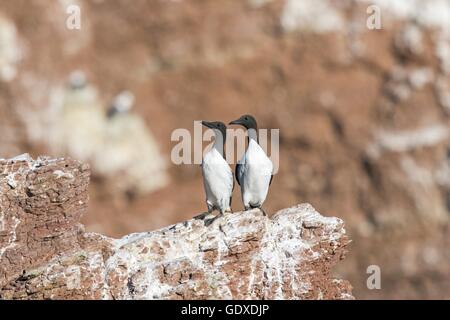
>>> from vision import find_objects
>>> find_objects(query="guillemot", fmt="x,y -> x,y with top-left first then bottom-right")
195,121 -> 234,226
68,70 -> 87,90
229,114 -> 273,215
107,90 -> 135,118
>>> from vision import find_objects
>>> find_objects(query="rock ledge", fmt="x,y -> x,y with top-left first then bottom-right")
0,156 -> 352,299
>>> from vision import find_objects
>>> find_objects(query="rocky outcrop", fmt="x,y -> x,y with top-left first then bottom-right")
0,156 -> 352,300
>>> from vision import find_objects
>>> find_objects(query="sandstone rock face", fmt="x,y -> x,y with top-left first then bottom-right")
0,156 -> 352,300
0,154 -> 90,289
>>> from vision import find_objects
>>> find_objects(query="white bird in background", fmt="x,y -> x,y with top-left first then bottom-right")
107,90 -> 135,118
229,114 -> 273,215
195,121 -> 234,226
94,89 -> 168,195
51,70 -> 104,162
68,70 -> 87,90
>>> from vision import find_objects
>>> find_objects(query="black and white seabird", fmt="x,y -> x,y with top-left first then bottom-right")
195,121 -> 234,225
107,90 -> 135,118
229,115 -> 273,215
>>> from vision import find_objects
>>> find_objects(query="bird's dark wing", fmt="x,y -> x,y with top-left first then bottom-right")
229,168 -> 235,210
235,163 -> 242,186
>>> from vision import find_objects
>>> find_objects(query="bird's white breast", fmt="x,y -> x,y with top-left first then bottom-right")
240,139 -> 273,206
202,148 -> 233,205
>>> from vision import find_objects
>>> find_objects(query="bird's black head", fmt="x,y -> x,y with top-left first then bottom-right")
202,121 -> 227,142
106,91 -> 135,119
229,114 -> 257,130
68,70 -> 87,90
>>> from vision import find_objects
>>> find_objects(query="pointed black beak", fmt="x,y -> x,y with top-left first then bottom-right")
229,119 -> 243,126
202,121 -> 216,129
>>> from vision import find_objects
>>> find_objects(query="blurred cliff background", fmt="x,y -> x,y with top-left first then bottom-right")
0,0 -> 449,299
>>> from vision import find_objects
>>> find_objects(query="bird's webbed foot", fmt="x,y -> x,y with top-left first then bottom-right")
204,213 -> 223,227
259,207 -> 267,216
194,211 -> 211,220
